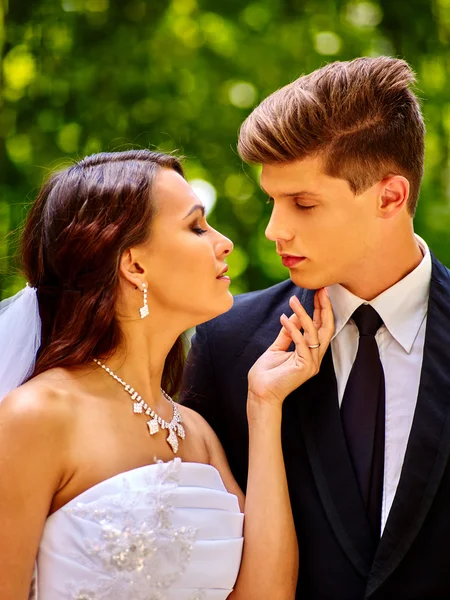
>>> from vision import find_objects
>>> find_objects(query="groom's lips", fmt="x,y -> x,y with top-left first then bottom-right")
280,254 -> 305,268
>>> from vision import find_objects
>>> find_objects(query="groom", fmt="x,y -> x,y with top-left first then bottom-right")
181,57 -> 450,599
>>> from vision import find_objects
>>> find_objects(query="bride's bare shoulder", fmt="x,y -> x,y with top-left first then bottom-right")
0,369 -> 77,431
0,370 -> 79,498
177,403 -> 213,442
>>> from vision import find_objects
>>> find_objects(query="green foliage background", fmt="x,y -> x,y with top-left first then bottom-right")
1,0 -> 450,300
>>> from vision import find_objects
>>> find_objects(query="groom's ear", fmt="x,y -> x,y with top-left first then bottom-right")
119,248 -> 146,289
377,175 -> 410,218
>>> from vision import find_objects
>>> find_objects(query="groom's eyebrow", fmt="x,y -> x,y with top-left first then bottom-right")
260,185 -> 321,200
279,191 -> 321,199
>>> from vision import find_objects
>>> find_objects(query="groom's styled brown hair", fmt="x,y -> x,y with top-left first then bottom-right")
238,56 -> 425,215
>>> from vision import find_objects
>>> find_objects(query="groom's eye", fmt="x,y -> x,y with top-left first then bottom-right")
296,204 -> 316,211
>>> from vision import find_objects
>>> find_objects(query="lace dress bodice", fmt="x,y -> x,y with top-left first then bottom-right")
32,459 -> 243,600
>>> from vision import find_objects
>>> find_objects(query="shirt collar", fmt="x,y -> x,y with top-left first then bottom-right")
327,235 -> 431,353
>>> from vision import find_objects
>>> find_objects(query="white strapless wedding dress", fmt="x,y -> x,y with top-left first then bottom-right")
31,459 -> 243,600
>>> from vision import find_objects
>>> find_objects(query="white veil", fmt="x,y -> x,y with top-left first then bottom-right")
0,284 -> 41,401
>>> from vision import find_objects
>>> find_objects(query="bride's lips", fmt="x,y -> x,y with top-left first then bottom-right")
216,265 -> 230,281
280,255 -> 305,268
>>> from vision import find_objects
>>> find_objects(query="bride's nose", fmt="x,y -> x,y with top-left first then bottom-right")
216,233 -> 234,257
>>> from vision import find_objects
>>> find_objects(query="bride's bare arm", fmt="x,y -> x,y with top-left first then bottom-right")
0,385 -> 69,600
209,289 -> 334,600
206,397 -> 297,600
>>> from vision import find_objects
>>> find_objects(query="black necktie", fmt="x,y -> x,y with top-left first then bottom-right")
341,304 -> 385,542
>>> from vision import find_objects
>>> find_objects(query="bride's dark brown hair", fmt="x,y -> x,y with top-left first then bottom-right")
21,150 -> 185,396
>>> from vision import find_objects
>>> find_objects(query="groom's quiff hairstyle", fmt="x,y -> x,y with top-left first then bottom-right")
238,56 -> 425,215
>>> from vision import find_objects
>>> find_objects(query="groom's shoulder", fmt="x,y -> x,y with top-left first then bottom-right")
432,252 -> 450,281
202,279 -> 301,335
233,278 -> 299,312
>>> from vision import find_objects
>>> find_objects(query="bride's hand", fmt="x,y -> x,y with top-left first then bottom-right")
248,288 -> 334,406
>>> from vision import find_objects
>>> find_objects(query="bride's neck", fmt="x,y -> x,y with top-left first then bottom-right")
101,317 -> 182,409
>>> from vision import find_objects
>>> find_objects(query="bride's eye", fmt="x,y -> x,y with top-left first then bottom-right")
191,224 -> 208,235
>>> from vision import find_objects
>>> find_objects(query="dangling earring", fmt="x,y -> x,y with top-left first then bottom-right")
139,283 -> 149,319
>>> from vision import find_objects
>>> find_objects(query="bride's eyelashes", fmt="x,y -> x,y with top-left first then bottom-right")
190,222 -> 208,236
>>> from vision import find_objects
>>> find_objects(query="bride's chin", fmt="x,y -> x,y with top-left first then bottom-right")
219,292 -> 234,313
194,294 -> 234,326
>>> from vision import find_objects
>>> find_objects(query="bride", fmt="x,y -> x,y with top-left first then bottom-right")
0,149 -> 333,600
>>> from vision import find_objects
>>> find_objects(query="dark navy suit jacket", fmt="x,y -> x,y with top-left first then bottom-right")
181,255 -> 450,599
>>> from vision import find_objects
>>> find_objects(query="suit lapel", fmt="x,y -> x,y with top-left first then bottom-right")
298,348 -> 374,577
239,286 -> 380,576
366,257 -> 450,597
262,287 -> 374,576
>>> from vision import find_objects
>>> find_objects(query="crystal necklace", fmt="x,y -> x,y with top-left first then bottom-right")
93,358 -> 185,454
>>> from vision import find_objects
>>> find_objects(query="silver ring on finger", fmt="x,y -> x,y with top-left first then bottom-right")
308,343 -> 321,349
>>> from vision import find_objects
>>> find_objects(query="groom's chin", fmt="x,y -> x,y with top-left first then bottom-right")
288,270 -> 331,291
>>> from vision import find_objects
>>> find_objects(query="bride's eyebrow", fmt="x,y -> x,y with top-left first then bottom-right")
183,204 -> 206,219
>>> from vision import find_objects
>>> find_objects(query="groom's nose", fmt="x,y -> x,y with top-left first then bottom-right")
265,205 -> 294,242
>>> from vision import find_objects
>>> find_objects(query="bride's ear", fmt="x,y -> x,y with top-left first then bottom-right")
119,249 -> 147,289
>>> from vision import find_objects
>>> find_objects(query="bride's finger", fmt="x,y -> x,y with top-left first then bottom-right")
270,311 -> 302,352
313,289 -> 322,331
317,288 -> 335,350
289,295 -> 320,350
280,314 -> 310,362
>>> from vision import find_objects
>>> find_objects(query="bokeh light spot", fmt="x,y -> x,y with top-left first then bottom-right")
225,173 -> 255,203
314,31 -> 342,55
3,46 -> 36,90
190,179 -> 217,214
86,0 -> 109,12
228,82 -> 257,109
346,2 -> 383,28
57,123 -> 82,153
226,245 -> 249,278
241,4 -> 271,30
6,134 -> 33,165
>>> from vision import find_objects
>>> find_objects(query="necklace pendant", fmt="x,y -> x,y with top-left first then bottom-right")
147,418 -> 160,435
167,429 -> 179,454
177,423 -> 185,439
93,359 -> 185,450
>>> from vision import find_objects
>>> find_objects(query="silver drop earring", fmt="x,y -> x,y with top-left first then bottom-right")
140,283 -> 149,319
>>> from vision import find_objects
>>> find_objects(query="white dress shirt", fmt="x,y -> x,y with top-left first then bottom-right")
327,236 -> 431,533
